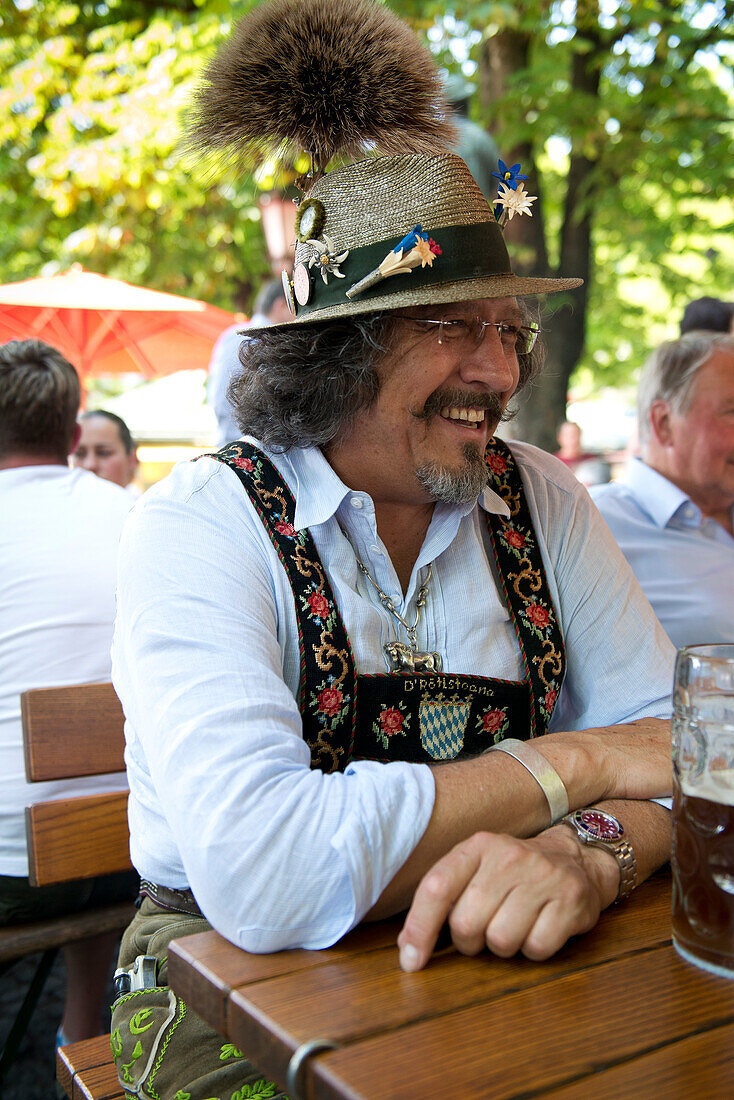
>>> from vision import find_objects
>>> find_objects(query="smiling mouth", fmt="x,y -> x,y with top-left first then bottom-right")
440,405 -> 486,428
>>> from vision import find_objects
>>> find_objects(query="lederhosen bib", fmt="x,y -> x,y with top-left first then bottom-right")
207,438 -> 565,770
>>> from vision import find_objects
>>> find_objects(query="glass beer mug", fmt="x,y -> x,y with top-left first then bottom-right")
672,644 -> 734,978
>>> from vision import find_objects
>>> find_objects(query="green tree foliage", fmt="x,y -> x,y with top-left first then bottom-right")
395,0 -> 734,445
0,0 -> 270,310
2,0 -> 733,439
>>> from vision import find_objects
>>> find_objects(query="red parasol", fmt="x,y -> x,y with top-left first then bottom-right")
0,266 -> 237,381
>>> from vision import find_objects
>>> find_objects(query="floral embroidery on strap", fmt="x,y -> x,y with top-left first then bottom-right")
476,705 -> 510,742
373,701 -> 410,750
201,443 -> 357,773
484,438 -> 565,737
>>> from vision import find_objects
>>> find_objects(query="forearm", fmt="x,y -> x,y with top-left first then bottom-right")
368,718 -> 671,919
563,797 -> 672,911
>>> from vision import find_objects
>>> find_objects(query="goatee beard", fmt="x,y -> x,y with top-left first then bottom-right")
415,442 -> 488,505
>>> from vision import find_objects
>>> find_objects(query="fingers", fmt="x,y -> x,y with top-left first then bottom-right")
397,836 -> 484,971
398,830 -> 603,972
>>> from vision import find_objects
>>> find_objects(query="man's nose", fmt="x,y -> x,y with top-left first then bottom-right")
459,332 -> 517,393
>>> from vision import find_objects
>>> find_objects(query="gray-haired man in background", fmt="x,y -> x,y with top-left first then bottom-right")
593,331 -> 734,648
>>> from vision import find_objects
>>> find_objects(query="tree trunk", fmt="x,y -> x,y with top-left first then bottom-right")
478,5 -> 603,452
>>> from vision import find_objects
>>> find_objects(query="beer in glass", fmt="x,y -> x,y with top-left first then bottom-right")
672,644 -> 734,978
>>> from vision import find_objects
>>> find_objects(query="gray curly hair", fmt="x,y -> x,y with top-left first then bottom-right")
228,308 -> 543,451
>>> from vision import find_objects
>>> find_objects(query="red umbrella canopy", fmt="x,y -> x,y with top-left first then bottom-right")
0,266 -> 237,379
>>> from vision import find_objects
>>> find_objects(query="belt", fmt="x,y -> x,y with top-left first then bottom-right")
138,879 -> 203,918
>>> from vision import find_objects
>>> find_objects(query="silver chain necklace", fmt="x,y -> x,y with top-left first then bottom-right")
342,531 -> 443,674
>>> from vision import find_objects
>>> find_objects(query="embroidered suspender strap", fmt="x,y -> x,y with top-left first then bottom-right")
202,442 -> 357,774
484,439 -> 566,738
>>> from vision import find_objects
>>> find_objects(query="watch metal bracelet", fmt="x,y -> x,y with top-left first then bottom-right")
560,811 -> 638,903
484,737 -> 569,825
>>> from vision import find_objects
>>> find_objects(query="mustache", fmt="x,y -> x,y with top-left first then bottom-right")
413,388 -> 504,423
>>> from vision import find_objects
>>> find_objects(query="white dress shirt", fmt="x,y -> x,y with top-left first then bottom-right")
0,465 -> 132,875
113,441 -> 675,953
592,458 -> 734,649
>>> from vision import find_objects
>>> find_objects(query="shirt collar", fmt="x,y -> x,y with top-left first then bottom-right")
624,457 -> 696,528
282,446 -> 511,529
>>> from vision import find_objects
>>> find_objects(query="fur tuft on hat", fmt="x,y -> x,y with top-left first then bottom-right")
188,0 -> 455,172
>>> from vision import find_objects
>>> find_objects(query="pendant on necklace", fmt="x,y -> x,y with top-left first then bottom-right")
384,641 -> 443,674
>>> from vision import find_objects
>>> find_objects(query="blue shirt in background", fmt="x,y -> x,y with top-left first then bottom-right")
592,457 -> 734,649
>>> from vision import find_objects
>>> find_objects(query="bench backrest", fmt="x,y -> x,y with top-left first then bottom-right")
22,682 -> 133,888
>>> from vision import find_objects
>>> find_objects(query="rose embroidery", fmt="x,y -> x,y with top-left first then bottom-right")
545,686 -> 557,711
233,455 -> 255,473
504,527 -> 526,549
274,519 -> 297,538
306,592 -> 330,620
373,702 -> 410,750
317,687 -> 343,717
482,709 -> 506,735
309,677 -> 349,730
525,603 -> 550,630
486,452 -> 508,476
477,705 -> 509,742
380,708 -> 404,735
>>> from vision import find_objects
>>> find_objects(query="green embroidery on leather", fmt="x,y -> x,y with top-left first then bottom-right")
173,1092 -> 191,1100
144,997 -> 187,1100
220,1043 -> 244,1061
231,1080 -> 277,1100
110,1029 -> 123,1058
130,1008 -> 155,1034
120,1039 -> 143,1084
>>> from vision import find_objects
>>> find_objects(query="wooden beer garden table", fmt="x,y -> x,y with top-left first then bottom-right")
167,869 -> 734,1100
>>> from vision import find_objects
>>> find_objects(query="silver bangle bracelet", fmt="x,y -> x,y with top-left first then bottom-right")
484,737 -> 570,825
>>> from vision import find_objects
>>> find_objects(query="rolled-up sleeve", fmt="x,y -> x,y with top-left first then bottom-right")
113,459 -> 434,951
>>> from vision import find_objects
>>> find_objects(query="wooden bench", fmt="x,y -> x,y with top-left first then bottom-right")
0,682 -> 132,1099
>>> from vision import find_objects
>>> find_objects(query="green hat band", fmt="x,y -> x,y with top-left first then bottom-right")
295,220 -> 511,317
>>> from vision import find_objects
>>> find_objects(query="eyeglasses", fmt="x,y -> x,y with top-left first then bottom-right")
401,316 -> 540,355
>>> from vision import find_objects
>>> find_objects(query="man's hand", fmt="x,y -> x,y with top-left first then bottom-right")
396,825 -> 619,972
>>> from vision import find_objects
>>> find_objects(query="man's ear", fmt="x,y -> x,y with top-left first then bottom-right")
70,422 -> 82,453
649,400 -> 673,447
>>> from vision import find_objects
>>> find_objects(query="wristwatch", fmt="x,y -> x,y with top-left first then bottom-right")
560,808 -> 637,903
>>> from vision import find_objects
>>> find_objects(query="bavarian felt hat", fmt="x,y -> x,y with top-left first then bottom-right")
188,0 -> 582,325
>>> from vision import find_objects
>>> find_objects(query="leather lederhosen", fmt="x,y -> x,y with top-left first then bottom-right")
208,437 -> 566,766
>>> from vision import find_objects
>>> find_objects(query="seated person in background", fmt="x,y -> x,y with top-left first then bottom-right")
72,409 -> 140,496
553,419 -> 595,472
0,340 -> 136,1045
679,295 -> 734,336
206,278 -> 290,447
575,454 -> 612,489
108,4 -> 673,1096
592,332 -> 734,649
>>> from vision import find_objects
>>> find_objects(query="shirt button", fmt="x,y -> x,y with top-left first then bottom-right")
350,497 -> 363,510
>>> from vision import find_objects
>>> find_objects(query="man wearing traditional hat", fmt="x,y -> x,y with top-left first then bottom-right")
109,2 -> 673,1097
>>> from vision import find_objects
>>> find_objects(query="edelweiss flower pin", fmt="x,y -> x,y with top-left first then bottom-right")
492,159 -> 536,227
346,225 -> 442,300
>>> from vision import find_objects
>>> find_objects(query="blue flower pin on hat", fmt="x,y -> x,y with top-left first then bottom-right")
346,224 -> 442,300
492,158 -> 536,228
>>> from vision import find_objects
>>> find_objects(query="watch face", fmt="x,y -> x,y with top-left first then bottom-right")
575,809 -> 624,841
